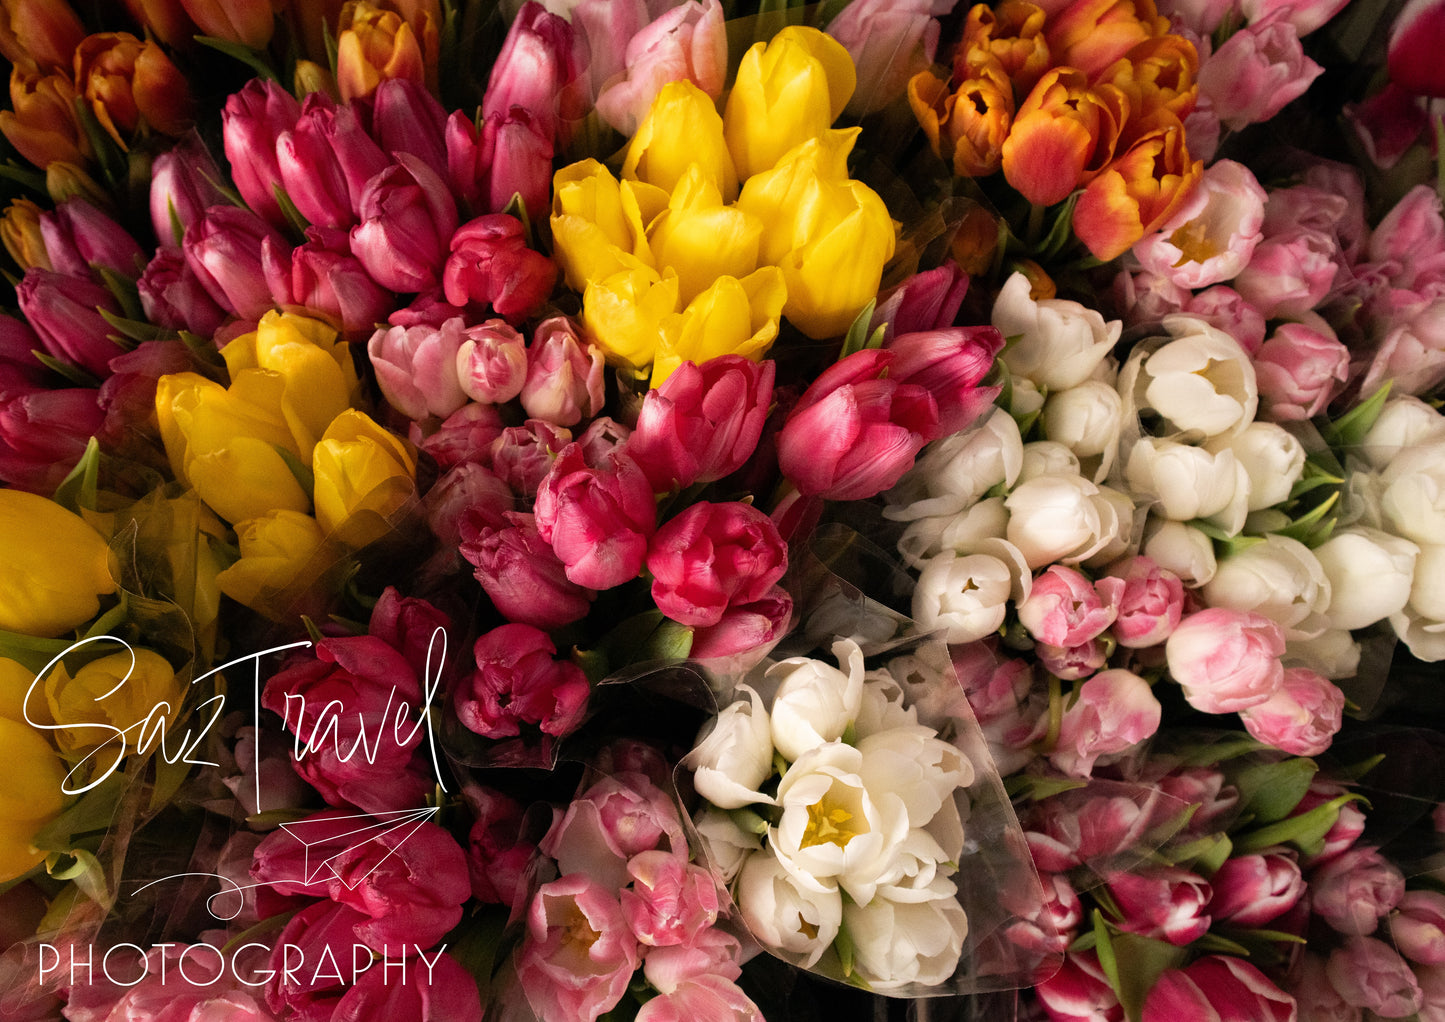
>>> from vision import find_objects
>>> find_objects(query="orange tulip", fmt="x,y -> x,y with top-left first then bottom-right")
178,0 -> 278,50
1101,34 -> 1199,148
0,0 -> 84,74
74,33 -> 194,148
335,0 -> 438,102
0,67 -> 90,169
119,0 -> 199,51
1045,0 -> 1170,82
909,61 -> 1013,178
956,1 -> 1051,100
1,198 -> 50,272
1001,68 -> 1128,207
1072,112 -> 1201,261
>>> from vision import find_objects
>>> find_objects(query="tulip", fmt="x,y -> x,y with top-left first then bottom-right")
549,159 -> 664,291
418,400 -> 505,470
1,197 -> 48,271
829,0 -> 949,116
183,204 -> 285,322
1209,852 -> 1304,927
275,93 -> 388,230
456,623 -> 589,739
263,228 -> 396,341
568,0 -> 649,104
15,267 -> 125,378
335,0 -> 433,102
594,0 -> 728,137
137,248 -> 229,337
1327,937 -> 1424,1017
581,267 -> 680,373
0,67 -> 90,169
1001,68 -> 1127,207
1165,607 -> 1285,715
690,589 -> 793,660
1390,889 -> 1445,964
351,153 -> 459,294
1142,956 -> 1295,1022
723,26 -> 855,180
442,214 -> 556,323
477,106 -> 554,221
646,168 -> 761,305
456,319 -> 528,404
311,409 -> 417,550
1389,0 -> 1445,96
74,32 -> 194,148
1035,951 -> 1123,1022
44,647 -> 180,761
1198,16 -> 1323,131
534,441 -> 657,590
370,76 -> 450,180
651,268 -> 786,386
517,875 -> 640,1022
0,0 -> 84,74
623,79 -> 737,201
178,0 -> 275,49
1254,320 -> 1350,421
1073,115 -> 1202,261
222,78 -> 302,228
629,355 -> 773,492
148,132 -> 228,247
519,316 -> 605,427
908,61 -> 1013,178
214,509 -> 329,619
481,1 -> 581,146
648,501 -> 788,627
488,420 -> 569,497
1231,226 -> 1339,321
459,510 -> 595,629
0,387 -> 106,494
39,197 -> 145,281
777,348 -> 939,501
0,717 -> 66,882
886,325 -> 1003,436
1046,0 -> 1170,81
367,317 -> 470,421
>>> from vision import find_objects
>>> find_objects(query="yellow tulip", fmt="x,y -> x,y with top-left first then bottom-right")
1,197 -> 49,271
215,510 -> 329,621
155,372 -> 311,526
648,166 -> 763,305
622,80 -> 738,201
723,26 -> 856,180
582,267 -> 681,372
44,647 -> 179,763
651,267 -> 786,387
0,657 -> 45,726
738,136 -> 896,339
550,159 -> 668,292
221,310 -> 359,453
0,490 -> 116,639
312,410 -> 417,550
0,717 -> 66,882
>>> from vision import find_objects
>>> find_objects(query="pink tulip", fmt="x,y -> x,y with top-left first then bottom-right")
368,317 -> 471,421
516,874 -> 640,1022
519,316 -> 604,427
1293,779 -> 1367,866
1388,890 -> 1445,965
456,319 -> 528,404
183,204 -> 284,321
369,76 -> 450,180
1240,0 -> 1351,35
620,850 -> 720,947
1018,566 -> 1124,647
688,588 -> 793,661
1367,184 -> 1445,293
331,951 -> 483,1022
477,106 -> 555,222
263,227 -> 395,340
1051,669 -> 1162,777
1358,296 -> 1445,398
534,441 -> 656,590
367,586 -> 453,683
221,77 -> 301,227
263,900 -> 368,1014
1036,638 -> 1110,681
424,462 -> 512,551
629,355 -> 774,493
1233,226 -> 1340,320
149,132 -> 228,248
999,872 -> 1082,956
647,501 -> 788,628
15,267 -> 124,377
777,348 -> 939,501
1183,285 -> 1267,355
442,213 -> 557,323
1327,936 -> 1424,1016
39,198 -> 143,281
1208,852 -> 1305,927
137,248 -> 229,336
1255,320 -> 1349,421
490,419 -> 572,497
1034,950 -> 1123,1022
456,623 -> 590,739
594,0 -> 727,136
1198,15 -> 1323,130
466,785 -> 537,910
1106,556 -> 1184,648
459,510 -> 595,629
1165,607 -> 1285,715
1312,846 -> 1406,936
0,387 -> 104,493
275,92 -> 388,230
416,401 -> 505,470
541,772 -> 688,890
350,154 -> 459,294
1239,665 -> 1345,755
482,1 -> 583,147
885,325 -> 1004,435
634,976 -> 763,1022
1156,767 -> 1240,833
1143,956 -> 1295,1022
828,0 -> 950,115
873,260 -> 969,339
1389,0 -> 1445,96
1106,865 -> 1212,946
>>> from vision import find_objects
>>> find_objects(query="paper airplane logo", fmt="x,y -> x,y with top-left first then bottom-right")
276,806 -> 440,888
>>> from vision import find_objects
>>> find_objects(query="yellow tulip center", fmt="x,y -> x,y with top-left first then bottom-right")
801,797 -> 858,849
1168,218 -> 1218,265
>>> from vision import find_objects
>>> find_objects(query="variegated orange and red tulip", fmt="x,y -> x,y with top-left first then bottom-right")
956,0 -> 1052,101
1101,33 -> 1199,148
1001,67 -> 1128,207
909,58 -> 1014,178
1045,0 -> 1170,82
1072,111 -> 1200,260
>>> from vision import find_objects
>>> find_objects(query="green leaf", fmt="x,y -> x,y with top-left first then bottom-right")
1274,490 -> 1340,548
834,922 -> 856,978
194,35 -> 281,82
839,299 -> 878,360
1322,380 -> 1392,448
1191,932 -> 1253,956
272,181 -> 311,239
47,848 -> 108,903
643,619 -> 693,661
1233,793 -> 1366,855
1093,910 -> 1121,992
0,159 -> 47,193
1004,774 -> 1089,801
98,308 -> 176,344
1160,832 -> 1231,874
51,437 -> 102,514
1228,757 -> 1317,825
32,350 -> 102,388
273,444 -> 316,496
1111,933 -> 1189,1022
1036,193 -> 1082,261
445,906 -> 510,1008
95,265 -> 144,324
31,773 -> 130,850
1179,733 -> 1268,767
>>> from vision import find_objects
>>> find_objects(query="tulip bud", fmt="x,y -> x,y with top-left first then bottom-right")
478,107 -> 554,222
74,32 -> 194,149
371,76 -> 450,180
594,0 -> 727,136
15,267 -> 125,377
178,0 -> 276,49
651,268 -> 786,387
275,92 -> 388,231
367,317 -> 470,421
335,0 -> 433,103
456,319 -> 528,404
138,248 -> 229,336
481,1 -> 581,147
39,197 -> 145,281
0,715 -> 66,882
311,408 -> 418,550
45,647 -> 180,760
264,227 -> 395,341
1,197 -> 49,271
0,489 -> 117,637
520,317 -> 605,428
0,67 -> 90,169
648,501 -> 789,627
222,78 -> 302,228
534,441 -> 657,590
0,387 -> 106,494
623,79 -> 738,201
442,214 -> 556,323
459,510 -> 595,629
489,420 -> 570,497
417,401 -> 505,470
184,204 -> 285,321
0,0 -> 84,74
149,133 -> 228,248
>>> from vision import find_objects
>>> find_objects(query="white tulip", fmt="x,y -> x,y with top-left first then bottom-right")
854,671 -> 920,739
842,876 -> 968,991
768,638 -> 865,763
1380,442 -> 1445,545
1143,517 -> 1218,587
887,408 -> 1024,521
693,805 -> 762,884
993,271 -> 1122,391
685,684 -> 777,809
1313,528 -> 1419,630
857,724 -> 973,830
1019,441 -> 1082,482
735,849 -> 842,968
1042,380 -> 1125,479
1360,397 -> 1445,470
1125,437 -> 1249,534
1390,608 -> 1445,662
1120,314 -> 1258,438
1410,543 -> 1445,621
1202,534 -> 1331,639
1205,421 -> 1306,511
1286,628 -> 1362,681
912,551 -> 1013,643
1006,472 -> 1121,569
